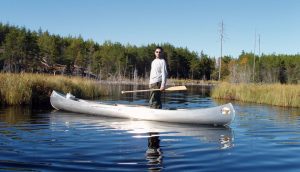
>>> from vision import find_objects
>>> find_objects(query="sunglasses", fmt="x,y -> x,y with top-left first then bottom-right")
155,51 -> 162,53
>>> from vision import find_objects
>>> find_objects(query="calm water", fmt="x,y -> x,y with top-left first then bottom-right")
0,85 -> 299,171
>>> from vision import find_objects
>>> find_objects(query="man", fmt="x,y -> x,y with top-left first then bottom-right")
149,46 -> 168,109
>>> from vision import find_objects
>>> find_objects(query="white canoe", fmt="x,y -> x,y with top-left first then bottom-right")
50,90 -> 235,126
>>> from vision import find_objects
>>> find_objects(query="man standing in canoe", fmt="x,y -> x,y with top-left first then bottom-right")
149,46 -> 168,109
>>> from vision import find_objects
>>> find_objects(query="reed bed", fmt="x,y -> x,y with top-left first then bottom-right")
0,73 -> 109,106
167,78 -> 218,86
211,82 -> 300,108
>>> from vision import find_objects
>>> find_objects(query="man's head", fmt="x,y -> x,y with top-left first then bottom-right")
154,46 -> 163,58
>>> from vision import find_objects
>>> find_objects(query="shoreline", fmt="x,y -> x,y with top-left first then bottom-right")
0,73 -> 298,108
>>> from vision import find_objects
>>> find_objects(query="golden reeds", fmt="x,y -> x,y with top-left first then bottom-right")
0,73 -> 109,105
211,82 -> 300,108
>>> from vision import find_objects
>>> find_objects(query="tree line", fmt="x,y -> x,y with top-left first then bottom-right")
228,51 -> 300,84
0,23 -> 299,84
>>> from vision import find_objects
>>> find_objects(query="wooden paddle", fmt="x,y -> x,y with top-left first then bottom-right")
121,85 -> 187,94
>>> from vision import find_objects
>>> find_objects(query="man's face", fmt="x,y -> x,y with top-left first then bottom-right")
155,49 -> 162,58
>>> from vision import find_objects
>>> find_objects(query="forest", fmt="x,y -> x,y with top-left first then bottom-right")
0,23 -> 299,84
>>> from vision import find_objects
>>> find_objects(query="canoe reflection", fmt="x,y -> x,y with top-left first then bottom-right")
50,111 -> 234,150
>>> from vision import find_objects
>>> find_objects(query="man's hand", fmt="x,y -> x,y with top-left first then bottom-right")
160,86 -> 165,91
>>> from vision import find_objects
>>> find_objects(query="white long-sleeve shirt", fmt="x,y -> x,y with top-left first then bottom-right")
149,58 -> 168,87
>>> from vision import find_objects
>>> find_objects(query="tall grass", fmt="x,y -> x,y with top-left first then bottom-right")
0,73 -> 109,106
211,82 -> 300,108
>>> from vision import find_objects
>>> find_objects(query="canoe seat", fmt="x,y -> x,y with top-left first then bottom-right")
66,93 -> 79,101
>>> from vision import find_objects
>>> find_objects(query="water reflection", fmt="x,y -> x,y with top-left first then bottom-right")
0,106 -> 32,125
0,106 -> 49,125
0,106 -> 50,142
50,111 -> 234,150
49,112 -> 234,171
146,132 -> 163,171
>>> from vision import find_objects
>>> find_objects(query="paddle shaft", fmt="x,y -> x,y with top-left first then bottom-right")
121,89 -> 160,94
121,86 -> 187,94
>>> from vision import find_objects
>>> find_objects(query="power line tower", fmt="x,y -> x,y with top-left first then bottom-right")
218,20 -> 224,81
258,34 -> 261,57
253,31 -> 256,82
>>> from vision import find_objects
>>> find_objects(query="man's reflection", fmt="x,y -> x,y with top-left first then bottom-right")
146,132 -> 163,170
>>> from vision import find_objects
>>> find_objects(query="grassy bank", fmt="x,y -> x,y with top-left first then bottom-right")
0,73 -> 109,106
211,82 -> 300,108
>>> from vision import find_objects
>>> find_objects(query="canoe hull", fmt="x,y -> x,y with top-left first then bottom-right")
50,90 -> 235,126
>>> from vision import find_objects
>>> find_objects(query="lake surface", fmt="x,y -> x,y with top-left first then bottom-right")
0,85 -> 299,171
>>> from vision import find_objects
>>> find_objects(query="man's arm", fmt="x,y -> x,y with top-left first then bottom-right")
160,60 -> 168,91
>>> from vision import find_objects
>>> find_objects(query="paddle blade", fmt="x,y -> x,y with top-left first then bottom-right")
165,86 -> 187,91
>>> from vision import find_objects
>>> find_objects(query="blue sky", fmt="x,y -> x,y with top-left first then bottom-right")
1,0 -> 299,57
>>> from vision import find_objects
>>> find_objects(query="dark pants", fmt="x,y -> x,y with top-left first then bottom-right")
149,82 -> 162,109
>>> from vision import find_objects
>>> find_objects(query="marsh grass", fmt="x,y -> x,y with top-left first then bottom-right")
0,73 -> 109,106
167,78 -> 218,86
211,82 -> 300,108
